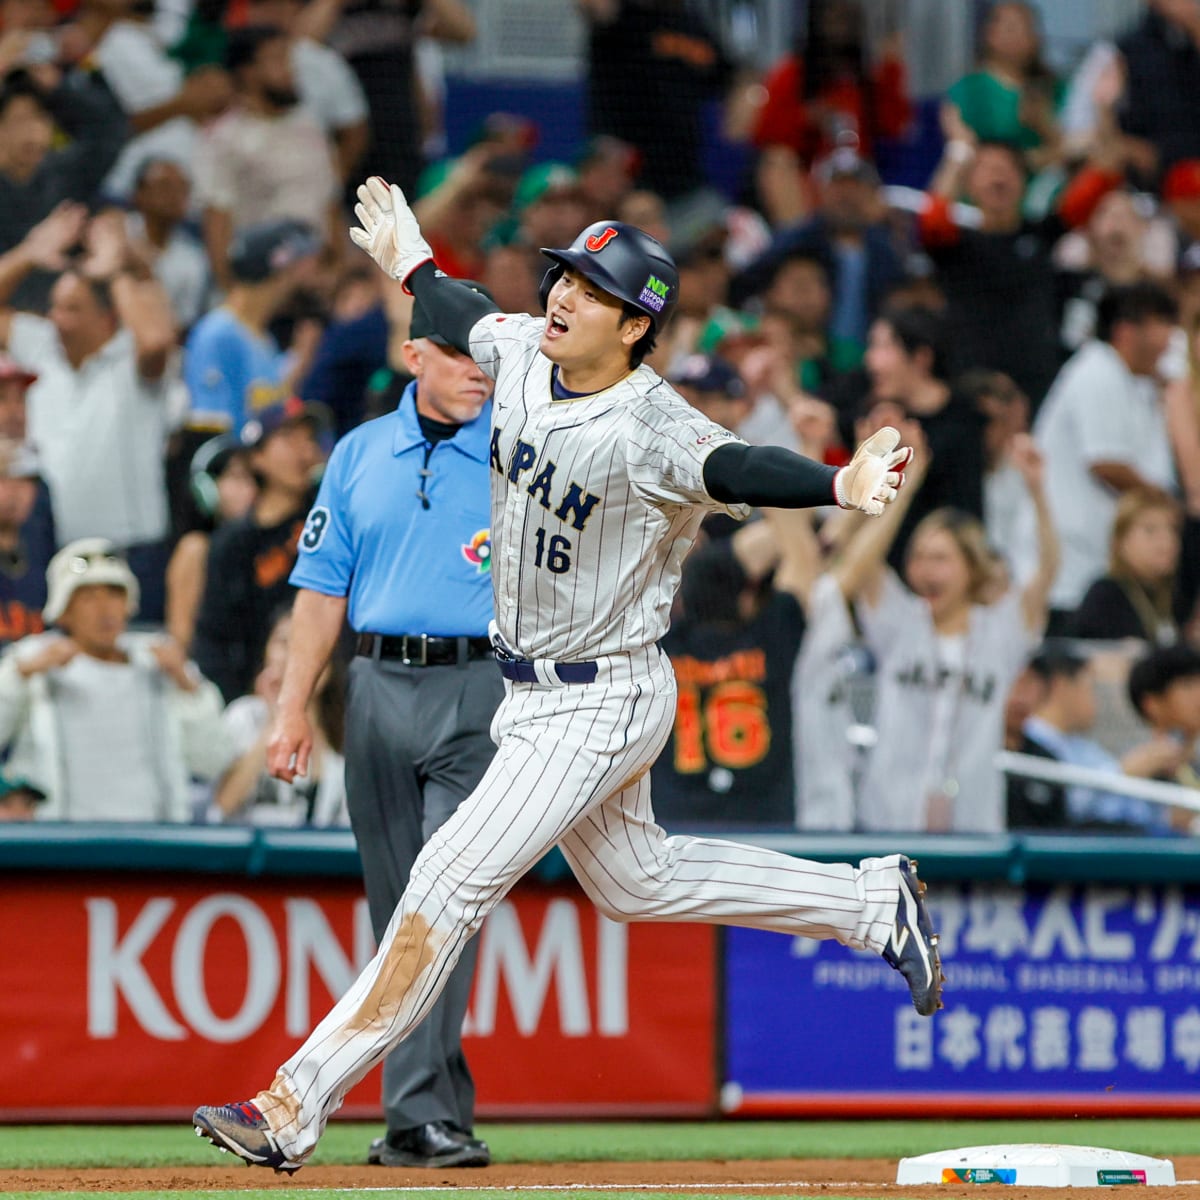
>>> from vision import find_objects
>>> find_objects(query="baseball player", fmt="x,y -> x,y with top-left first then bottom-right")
266,287 -> 501,1167
193,179 -> 943,1174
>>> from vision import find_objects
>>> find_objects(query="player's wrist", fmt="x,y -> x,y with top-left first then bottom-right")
832,466 -> 850,509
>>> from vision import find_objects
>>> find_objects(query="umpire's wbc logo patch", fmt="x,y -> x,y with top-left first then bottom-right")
462,528 -> 491,572
638,273 -> 670,312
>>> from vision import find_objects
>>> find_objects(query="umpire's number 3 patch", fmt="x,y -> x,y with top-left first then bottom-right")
301,506 -> 330,552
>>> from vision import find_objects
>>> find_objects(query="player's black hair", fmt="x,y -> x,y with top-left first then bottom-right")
1128,644 -> 1200,718
620,301 -> 656,367
879,304 -> 948,381
0,70 -> 51,120
1095,283 -> 1178,343
1028,640 -> 1090,684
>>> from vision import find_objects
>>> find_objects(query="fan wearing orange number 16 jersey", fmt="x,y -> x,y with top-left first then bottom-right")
652,523 -> 805,826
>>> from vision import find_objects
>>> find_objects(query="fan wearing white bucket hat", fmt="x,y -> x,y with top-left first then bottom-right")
0,538 -> 236,819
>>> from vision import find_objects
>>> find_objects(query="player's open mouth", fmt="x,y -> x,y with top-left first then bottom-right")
547,314 -> 569,337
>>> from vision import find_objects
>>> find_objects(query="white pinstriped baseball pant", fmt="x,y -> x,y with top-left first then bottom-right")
255,650 -> 904,1162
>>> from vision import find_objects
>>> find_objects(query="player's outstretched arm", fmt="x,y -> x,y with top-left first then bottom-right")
349,177 -> 499,354
703,427 -> 912,515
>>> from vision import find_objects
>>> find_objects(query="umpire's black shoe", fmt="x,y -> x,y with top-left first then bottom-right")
882,857 -> 945,1016
368,1121 -> 490,1168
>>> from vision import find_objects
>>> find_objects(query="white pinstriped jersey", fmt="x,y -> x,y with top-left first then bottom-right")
469,312 -> 750,661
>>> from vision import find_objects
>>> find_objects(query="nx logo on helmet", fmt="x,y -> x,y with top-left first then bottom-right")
637,273 -> 671,313
584,227 -> 619,252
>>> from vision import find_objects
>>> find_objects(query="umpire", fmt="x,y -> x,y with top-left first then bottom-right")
267,287 -> 501,1168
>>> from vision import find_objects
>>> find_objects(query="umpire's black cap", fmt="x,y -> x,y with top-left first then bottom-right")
539,221 -> 679,333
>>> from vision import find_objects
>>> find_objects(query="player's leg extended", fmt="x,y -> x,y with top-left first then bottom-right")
197,674 -> 677,1167
558,772 -> 942,1012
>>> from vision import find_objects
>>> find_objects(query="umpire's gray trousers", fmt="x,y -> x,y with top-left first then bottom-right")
344,653 -> 503,1134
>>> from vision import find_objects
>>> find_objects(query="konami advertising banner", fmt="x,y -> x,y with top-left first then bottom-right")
0,875 -> 716,1119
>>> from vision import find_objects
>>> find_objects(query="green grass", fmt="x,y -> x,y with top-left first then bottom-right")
0,1118 -> 1197,1170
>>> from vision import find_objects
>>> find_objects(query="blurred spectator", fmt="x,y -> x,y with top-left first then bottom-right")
165,433 -> 257,651
737,147 -> 905,346
0,66 -> 127,309
754,250 -> 861,394
0,538 -> 232,819
1165,303 -> 1200,636
1073,487 -> 1182,646
243,0 -> 368,187
959,368 -> 1037,586
1128,642 -> 1200,797
579,0 -> 731,201
319,0 -> 476,198
944,1 -> 1063,170
1162,160 -> 1200,253
653,202 -> 733,371
75,0 -> 232,203
669,352 -> 750,432
216,605 -> 347,825
861,307 -> 985,566
194,25 -> 340,289
834,434 -> 1057,832
412,147 -> 518,281
652,511 -> 814,827
0,772 -> 45,821
1,211 -> 176,621
1056,190 -> 1160,353
184,217 -> 323,432
574,134 -> 639,222
509,163 -> 590,256
126,159 -> 211,331
1034,283 -> 1178,621
191,399 -> 326,702
1014,641 -> 1187,832
617,188 -> 671,245
0,429 -> 55,646
920,137 -> 1120,408
751,0 -> 909,170
301,268 -> 400,435
1116,0 -> 1200,177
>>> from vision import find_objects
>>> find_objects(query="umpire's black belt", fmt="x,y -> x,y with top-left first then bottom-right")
356,633 -> 493,666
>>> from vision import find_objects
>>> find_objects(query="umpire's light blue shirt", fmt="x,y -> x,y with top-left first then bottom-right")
290,382 -> 494,637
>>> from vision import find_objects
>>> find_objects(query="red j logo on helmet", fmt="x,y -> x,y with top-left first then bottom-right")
584,227 -> 619,252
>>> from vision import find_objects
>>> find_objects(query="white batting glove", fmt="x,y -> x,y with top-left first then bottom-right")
349,176 -> 433,288
833,426 -> 913,516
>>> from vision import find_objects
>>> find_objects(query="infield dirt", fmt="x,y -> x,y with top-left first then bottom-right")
2,1156 -> 1197,1196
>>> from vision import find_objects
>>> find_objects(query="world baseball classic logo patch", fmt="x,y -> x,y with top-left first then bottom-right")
462,529 -> 491,572
637,273 -> 670,312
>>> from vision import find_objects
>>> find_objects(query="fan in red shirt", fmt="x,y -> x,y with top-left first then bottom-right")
751,0 -> 910,166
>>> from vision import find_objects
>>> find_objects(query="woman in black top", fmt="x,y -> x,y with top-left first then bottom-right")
1073,486 -> 1182,645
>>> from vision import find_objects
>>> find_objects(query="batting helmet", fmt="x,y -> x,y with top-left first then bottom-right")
539,221 -> 679,332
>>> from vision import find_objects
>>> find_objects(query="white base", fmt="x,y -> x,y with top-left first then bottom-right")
896,1144 -> 1176,1187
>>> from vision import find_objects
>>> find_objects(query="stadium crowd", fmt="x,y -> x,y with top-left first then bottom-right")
0,0 -> 1197,834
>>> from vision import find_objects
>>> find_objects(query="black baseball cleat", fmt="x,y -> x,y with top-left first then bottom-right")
368,1120 -> 491,1168
193,1100 -> 302,1174
882,857 -> 945,1016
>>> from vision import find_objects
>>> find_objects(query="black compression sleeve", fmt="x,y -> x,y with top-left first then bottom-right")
702,442 -> 839,509
407,261 -> 502,355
